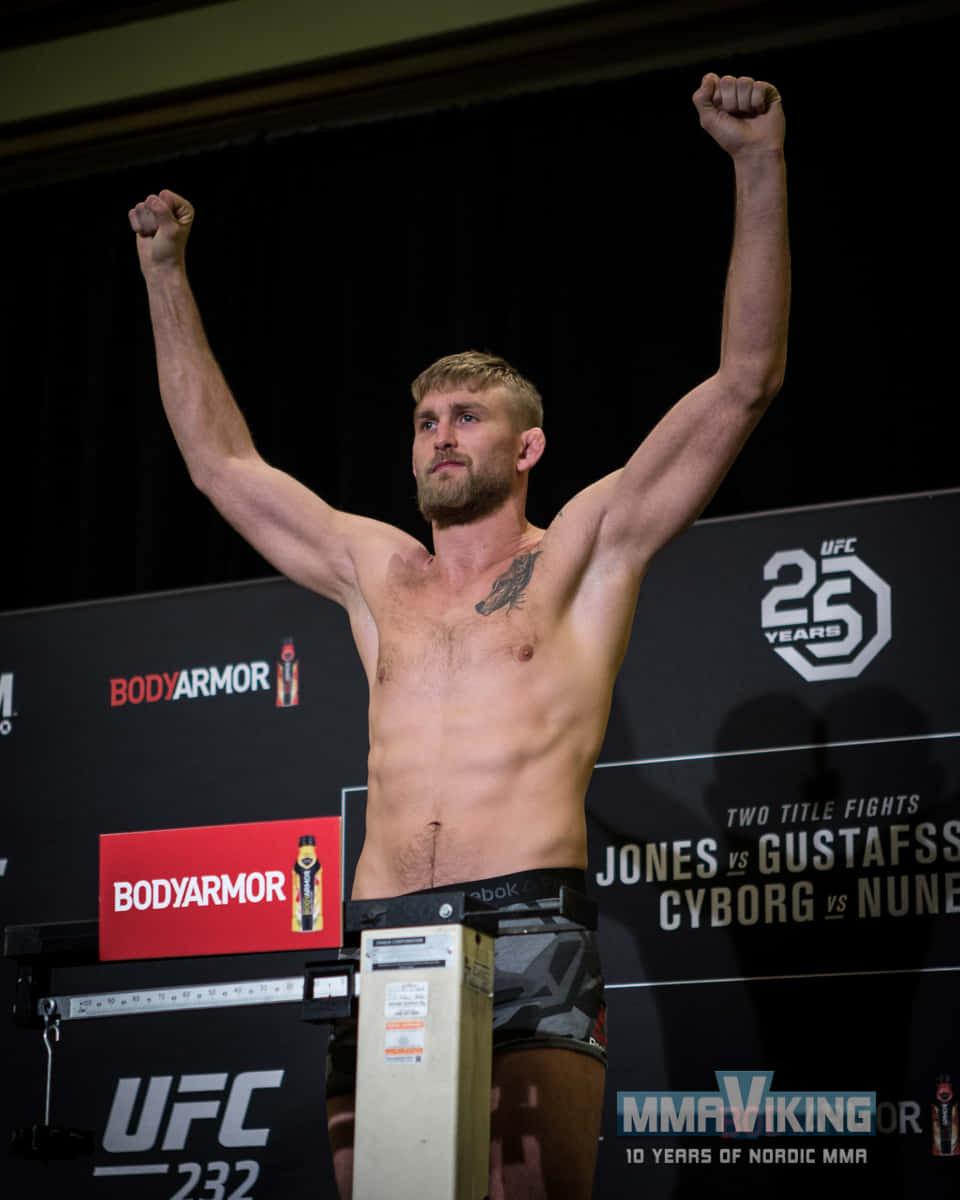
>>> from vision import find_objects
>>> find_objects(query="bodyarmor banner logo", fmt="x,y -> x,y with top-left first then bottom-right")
99,816 -> 342,960
761,537 -> 891,681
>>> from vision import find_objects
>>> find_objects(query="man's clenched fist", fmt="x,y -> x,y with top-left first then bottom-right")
128,190 -> 194,273
693,74 -> 785,158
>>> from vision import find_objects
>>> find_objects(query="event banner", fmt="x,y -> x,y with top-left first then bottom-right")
587,736 -> 959,985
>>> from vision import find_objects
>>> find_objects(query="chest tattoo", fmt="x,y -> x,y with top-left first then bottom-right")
475,551 -> 542,616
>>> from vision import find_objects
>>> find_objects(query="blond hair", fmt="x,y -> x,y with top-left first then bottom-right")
411,350 -> 543,430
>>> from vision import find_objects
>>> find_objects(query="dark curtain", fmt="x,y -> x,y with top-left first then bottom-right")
3,16 -> 957,613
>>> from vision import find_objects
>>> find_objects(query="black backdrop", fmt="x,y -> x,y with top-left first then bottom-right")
2,490 -> 958,1197
2,13 -> 958,616
3,13 -> 960,1200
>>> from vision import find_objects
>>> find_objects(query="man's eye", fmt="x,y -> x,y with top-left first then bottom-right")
460,413 -> 477,423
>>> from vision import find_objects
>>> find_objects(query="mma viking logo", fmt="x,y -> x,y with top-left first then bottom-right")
618,1070 -> 876,1137
761,537 -> 891,682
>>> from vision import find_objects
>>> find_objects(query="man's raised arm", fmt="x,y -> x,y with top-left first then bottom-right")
590,74 -> 790,572
129,190 -> 390,607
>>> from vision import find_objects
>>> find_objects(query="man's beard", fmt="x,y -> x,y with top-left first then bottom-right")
416,455 -> 514,529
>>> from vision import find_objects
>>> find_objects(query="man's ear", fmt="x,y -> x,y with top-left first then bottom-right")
516,427 -> 546,473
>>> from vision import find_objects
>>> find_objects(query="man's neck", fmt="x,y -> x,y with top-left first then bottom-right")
429,498 -> 540,581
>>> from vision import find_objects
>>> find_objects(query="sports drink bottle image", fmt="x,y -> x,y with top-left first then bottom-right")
292,835 -> 322,932
932,1075 -> 959,1156
277,637 -> 299,707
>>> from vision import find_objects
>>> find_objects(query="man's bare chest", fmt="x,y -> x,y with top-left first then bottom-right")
372,549 -> 549,685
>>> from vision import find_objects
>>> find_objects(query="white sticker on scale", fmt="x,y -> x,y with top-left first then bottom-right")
367,933 -> 453,969
385,980 -> 429,1018
385,1020 -> 425,1064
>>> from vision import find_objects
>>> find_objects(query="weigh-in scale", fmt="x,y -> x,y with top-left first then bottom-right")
7,886 -> 595,1199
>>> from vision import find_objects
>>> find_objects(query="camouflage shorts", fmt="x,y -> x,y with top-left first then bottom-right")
326,868 -> 606,1099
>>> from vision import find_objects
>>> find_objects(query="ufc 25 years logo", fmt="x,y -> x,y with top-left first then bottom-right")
98,1070 -> 283,1196
761,537 -> 892,682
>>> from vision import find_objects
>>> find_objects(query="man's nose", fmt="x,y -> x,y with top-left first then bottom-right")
434,419 -> 457,447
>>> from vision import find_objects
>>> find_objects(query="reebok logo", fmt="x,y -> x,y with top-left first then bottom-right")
469,882 -> 521,903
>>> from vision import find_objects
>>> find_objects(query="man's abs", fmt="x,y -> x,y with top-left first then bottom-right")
350,547 -> 623,900
352,671 -> 609,899
352,786 -> 590,898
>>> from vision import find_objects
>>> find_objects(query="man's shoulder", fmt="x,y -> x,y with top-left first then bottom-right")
335,516 -> 428,660
345,512 -> 429,576
534,470 -> 627,579
532,471 -> 647,644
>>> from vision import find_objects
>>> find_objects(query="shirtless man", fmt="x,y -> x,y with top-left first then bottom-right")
129,73 -> 788,1199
